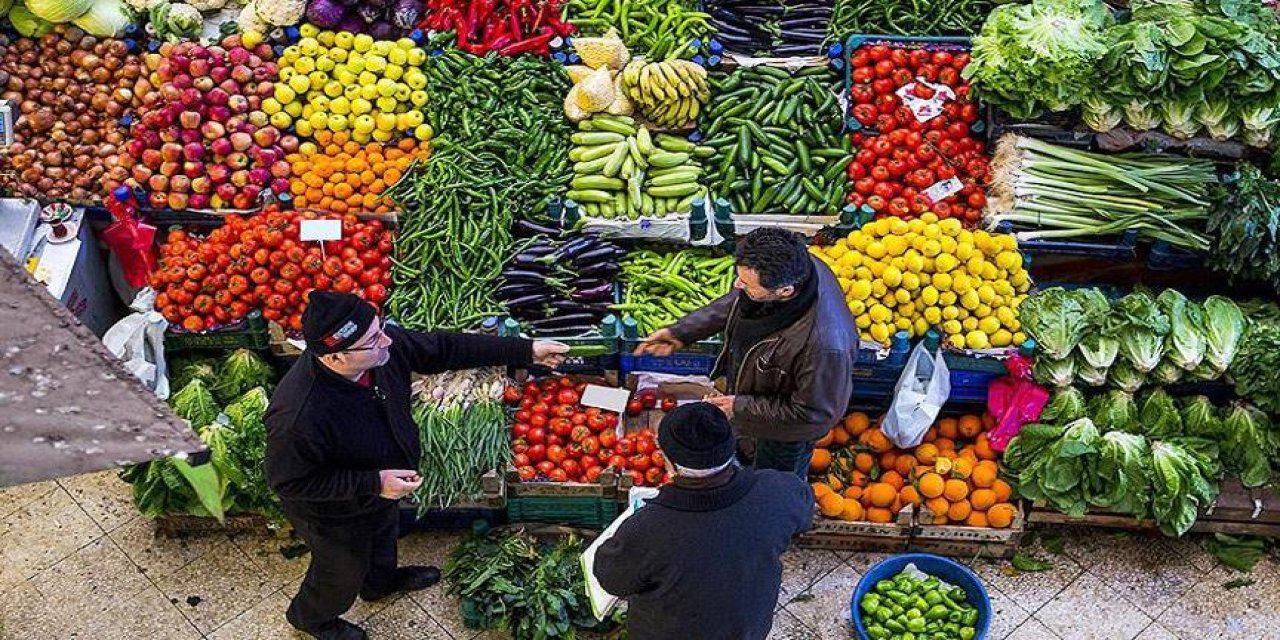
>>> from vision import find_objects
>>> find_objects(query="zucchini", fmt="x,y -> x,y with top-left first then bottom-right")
647,183 -> 700,198
569,142 -> 622,163
649,170 -> 701,187
591,118 -> 637,136
566,189 -> 613,203
571,131 -> 625,145
572,176 -> 625,190
648,152 -> 691,168
655,134 -> 696,153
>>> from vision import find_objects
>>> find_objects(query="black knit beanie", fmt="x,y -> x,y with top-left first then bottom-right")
658,402 -> 736,471
302,291 -> 377,354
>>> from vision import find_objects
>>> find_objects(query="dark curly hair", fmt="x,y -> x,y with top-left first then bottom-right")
733,228 -> 811,289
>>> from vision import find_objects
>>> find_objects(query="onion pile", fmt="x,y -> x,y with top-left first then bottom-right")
121,34 -> 297,211
0,27 -> 142,203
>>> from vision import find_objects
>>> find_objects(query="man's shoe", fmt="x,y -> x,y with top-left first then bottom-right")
293,617 -> 367,640
359,565 -> 442,602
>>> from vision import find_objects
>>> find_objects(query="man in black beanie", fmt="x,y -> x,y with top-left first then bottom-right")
633,227 -> 858,477
593,402 -> 813,640
266,291 -> 569,640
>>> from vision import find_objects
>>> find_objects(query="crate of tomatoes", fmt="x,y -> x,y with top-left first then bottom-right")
842,36 -> 989,225
150,205 -> 394,339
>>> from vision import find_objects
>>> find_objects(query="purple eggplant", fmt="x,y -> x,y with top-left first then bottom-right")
515,219 -> 563,237
571,283 -> 614,302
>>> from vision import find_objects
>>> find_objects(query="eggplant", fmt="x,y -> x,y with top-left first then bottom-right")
569,277 -> 610,290
576,261 -> 620,278
495,283 -> 550,301
554,235 -> 598,261
528,313 -> 601,331
550,300 -> 609,314
501,268 -> 554,283
572,245 -> 626,267
514,253 -> 557,268
515,218 -> 563,237
505,293 -> 554,310
572,283 -> 615,301
514,243 -> 557,257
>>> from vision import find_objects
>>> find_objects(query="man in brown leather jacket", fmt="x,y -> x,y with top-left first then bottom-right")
634,228 -> 858,476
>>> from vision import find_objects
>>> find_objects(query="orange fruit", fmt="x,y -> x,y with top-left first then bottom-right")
974,434 -> 998,461
832,426 -> 852,447
970,488 -> 997,511
825,473 -> 845,493
925,497 -> 951,518
936,417 -> 959,439
879,451 -> 898,473
839,500 -> 865,522
992,479 -> 1014,503
988,503 -> 1017,528
900,486 -> 921,507
843,486 -> 863,501
933,514 -> 950,525
934,457 -> 954,475
914,443 -> 939,464
818,493 -> 845,518
855,452 -> 876,474
943,479 -> 970,502
866,507 -> 893,524
948,499 -> 972,522
935,437 -> 956,452
849,470 -> 870,488
966,511 -> 989,527
866,429 -> 893,453
810,448 -> 833,473
958,415 -> 983,439
845,412 -> 872,435
867,483 -> 897,508
812,482 -> 833,499
895,454 -> 917,477
918,472 -> 946,499
816,429 -> 835,448
880,470 -> 905,491
972,461 -> 998,488
950,458 -> 974,480
923,426 -> 938,443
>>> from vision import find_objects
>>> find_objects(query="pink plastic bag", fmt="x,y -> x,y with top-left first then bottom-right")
985,353 -> 1050,452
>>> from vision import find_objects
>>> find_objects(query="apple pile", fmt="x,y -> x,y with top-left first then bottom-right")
118,35 -> 295,210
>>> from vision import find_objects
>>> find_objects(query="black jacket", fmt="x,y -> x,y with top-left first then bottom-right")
593,468 -> 813,640
265,325 -> 532,525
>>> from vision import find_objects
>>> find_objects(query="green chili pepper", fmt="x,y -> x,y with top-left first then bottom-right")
883,618 -> 906,633
866,626 -> 890,640
924,591 -> 943,606
960,628 -> 976,640
907,618 -> 927,633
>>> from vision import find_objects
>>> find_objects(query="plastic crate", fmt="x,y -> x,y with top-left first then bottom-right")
1147,240 -> 1204,271
997,221 -> 1140,261
505,495 -> 619,529
164,310 -> 270,352
498,312 -> 622,374
843,35 -> 974,134
618,315 -> 722,377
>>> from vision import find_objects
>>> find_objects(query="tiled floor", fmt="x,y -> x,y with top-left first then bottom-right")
3,471 -> 1279,640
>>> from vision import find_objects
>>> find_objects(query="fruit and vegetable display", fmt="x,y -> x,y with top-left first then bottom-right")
498,234 -> 625,334
984,136 -> 1217,251
1019,287 -> 1245,389
812,214 -> 1030,347
0,28 -> 142,203
701,65 -> 850,216
613,248 -> 734,336
858,569 -> 982,640
420,0 -> 574,56
811,412 -> 1018,529
568,0 -> 711,60
150,204 -> 393,332
703,0 -> 831,57
845,42 -> 988,223
411,368 -> 510,511
286,132 -> 429,213
505,376 -> 667,487
620,57 -> 710,129
566,115 -> 712,219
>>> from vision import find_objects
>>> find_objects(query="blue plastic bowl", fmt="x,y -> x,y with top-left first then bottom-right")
850,553 -> 992,640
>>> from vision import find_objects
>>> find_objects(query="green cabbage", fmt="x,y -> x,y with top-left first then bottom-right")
1003,422 -> 1066,474
1082,95 -> 1123,133
1108,358 -> 1147,392
1033,356 -> 1077,388
1111,292 -> 1170,373
72,0 -> 133,36
1157,290 -> 1206,371
224,387 -> 269,429
1137,388 -> 1183,439
1202,296 -> 1246,375
1088,431 -> 1151,517
1151,439 -> 1220,537
1180,395 -> 1223,439
1151,359 -> 1185,384
169,356 -> 218,394
171,378 -> 219,427
8,4 -> 51,35
1075,357 -> 1110,386
1021,288 -> 1103,360
1220,402 -> 1276,489
24,0 -> 92,22
1161,100 -> 1202,139
1230,321 -> 1280,413
212,349 -> 274,404
1089,389 -> 1138,433
1023,418 -> 1102,517
1123,101 -> 1163,131
1041,386 -> 1087,424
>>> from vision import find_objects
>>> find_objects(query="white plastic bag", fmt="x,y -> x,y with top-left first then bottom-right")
882,343 -> 950,448
102,288 -> 171,399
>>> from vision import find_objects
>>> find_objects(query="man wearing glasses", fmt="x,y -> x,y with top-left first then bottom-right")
266,291 -> 569,640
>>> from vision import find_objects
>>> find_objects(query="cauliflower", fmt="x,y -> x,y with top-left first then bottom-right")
253,0 -> 304,26
165,3 -> 204,36
126,0 -> 163,10
186,0 -> 227,11
236,0 -> 267,31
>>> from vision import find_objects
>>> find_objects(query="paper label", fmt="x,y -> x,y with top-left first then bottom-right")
896,80 -> 956,123
580,384 -> 631,413
299,219 -> 342,241
923,177 -> 964,204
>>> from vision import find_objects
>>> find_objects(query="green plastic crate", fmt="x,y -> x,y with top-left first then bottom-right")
505,495 -> 620,529
164,310 -> 270,352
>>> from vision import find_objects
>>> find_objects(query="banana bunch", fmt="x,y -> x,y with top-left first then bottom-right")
621,59 -> 711,128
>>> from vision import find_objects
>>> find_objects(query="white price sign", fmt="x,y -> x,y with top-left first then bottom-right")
299,219 -> 342,242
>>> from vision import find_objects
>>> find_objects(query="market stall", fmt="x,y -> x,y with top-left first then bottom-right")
4,0 -> 1280,636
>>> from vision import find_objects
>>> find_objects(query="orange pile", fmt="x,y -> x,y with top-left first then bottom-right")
287,131 -> 429,214
810,412 -> 1017,529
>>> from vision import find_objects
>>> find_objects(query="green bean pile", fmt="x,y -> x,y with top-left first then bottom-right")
613,249 -> 735,335
828,0 -> 995,40
412,370 -> 510,512
569,0 -> 713,60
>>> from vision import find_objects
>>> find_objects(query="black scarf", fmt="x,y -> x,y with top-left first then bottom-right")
725,259 -> 819,385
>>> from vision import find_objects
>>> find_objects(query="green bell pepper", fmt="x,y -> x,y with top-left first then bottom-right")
884,618 -> 906,633
924,590 -> 943,606
865,625 -> 889,640
960,628 -> 976,640
962,609 -> 979,626
906,608 -> 923,620
926,604 -> 950,620
906,617 -> 927,633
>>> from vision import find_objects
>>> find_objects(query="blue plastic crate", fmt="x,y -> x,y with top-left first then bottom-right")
620,352 -> 719,378
1147,240 -> 1205,271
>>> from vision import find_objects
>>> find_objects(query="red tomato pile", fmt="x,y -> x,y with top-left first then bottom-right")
151,205 -> 393,333
845,44 -> 990,223
506,377 -> 669,488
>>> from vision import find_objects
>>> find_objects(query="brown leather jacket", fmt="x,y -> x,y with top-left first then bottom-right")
670,256 -> 859,443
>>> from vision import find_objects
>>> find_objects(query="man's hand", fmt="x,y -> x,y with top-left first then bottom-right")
633,328 -> 684,357
379,470 -> 423,500
532,341 -> 570,369
704,394 -> 736,418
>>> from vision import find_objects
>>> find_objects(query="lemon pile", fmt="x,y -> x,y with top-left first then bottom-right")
812,214 -> 1032,349
265,24 -> 433,142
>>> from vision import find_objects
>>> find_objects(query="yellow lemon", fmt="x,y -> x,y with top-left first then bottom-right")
856,314 -> 872,329
408,48 -> 427,66
895,317 -> 913,331
387,47 -> 408,66
870,323 -> 893,344
871,280 -> 888,298
942,319 -> 962,336
1013,331 -> 1028,345
384,64 -> 403,81
353,34 -> 374,52
933,272 -> 953,291
935,253 -> 959,272
327,113 -> 349,131
353,114 -> 376,134
963,317 -> 980,332
869,304 -> 893,324
376,96 -> 399,112
921,287 -> 939,306
939,218 -> 963,236
978,316 -> 1001,335
316,56 -> 335,72
375,112 -> 398,131
333,31 -> 354,49
329,96 -> 351,115
939,291 -> 957,306
990,329 -> 1014,348
329,47 -> 348,63
884,235 -> 909,256
942,306 -> 960,320
905,253 -> 926,274
349,98 -> 372,115
922,239 -> 942,257
895,289 -> 913,305
961,290 -> 981,310
901,272 -> 921,291
365,55 -> 387,74
323,81 -> 343,98
882,266 -> 903,287
966,331 -> 990,350
951,272 -> 972,294
274,84 -> 297,104
866,241 -> 887,259
913,318 -> 930,337
996,251 -> 1022,271
948,334 -> 966,349
924,307 -> 942,324
269,111 -> 292,129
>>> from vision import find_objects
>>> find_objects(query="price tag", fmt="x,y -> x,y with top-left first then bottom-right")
923,177 -> 965,204
896,80 -> 956,123
580,384 -> 630,413
299,219 -> 342,241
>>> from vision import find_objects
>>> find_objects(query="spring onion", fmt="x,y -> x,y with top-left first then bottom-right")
411,368 -> 511,512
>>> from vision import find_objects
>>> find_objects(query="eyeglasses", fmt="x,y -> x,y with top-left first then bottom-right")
342,317 -> 390,353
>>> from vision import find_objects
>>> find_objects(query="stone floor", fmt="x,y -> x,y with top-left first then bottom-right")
2,471 -> 1279,640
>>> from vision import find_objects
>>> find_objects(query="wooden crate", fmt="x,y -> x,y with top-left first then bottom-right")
155,513 -> 274,537
1030,482 -> 1280,537
910,503 -> 1026,559
795,506 -> 912,552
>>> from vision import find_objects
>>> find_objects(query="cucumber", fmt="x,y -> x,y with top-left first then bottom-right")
761,155 -> 790,175
655,134 -> 696,153
627,136 -> 647,169
602,143 -> 629,177
635,127 -> 655,155
648,152 -> 691,168
649,170 -> 701,187
692,145 -> 717,158
571,131 -> 625,145
567,189 -> 613,203
647,183 -> 700,198
569,142 -> 620,163
592,118 -> 637,136
574,156 -> 611,174
649,164 -> 702,178
572,176 -> 625,190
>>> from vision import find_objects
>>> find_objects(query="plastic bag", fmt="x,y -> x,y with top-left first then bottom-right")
102,288 -> 171,399
985,353 -> 1050,452
882,343 -> 950,448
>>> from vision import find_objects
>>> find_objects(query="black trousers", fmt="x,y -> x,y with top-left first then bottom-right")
752,438 -> 816,479
284,505 -> 400,632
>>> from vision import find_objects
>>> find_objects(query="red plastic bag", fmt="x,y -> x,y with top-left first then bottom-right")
985,353 -> 1049,452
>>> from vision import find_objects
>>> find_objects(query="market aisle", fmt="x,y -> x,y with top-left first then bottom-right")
3,470 -> 1279,640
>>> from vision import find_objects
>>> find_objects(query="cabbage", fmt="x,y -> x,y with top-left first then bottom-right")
1201,296 -> 1245,375
1108,358 -> 1147,392
1075,357 -> 1110,386
1157,290 -> 1205,371
1111,292 -> 1170,373
1151,439 -> 1219,537
1161,100 -> 1202,139
8,4 -> 52,35
1003,422 -> 1066,474
1088,431 -> 1151,517
72,0 -> 133,36
1151,359 -> 1185,384
24,0 -> 92,22
1041,386 -> 1087,423
1089,389 -> 1138,433
1033,356 -> 1076,388
212,349 -> 274,403
1021,288 -> 1099,360
1180,396 -> 1222,439
1137,388 -> 1182,439
1025,418 -> 1102,517
171,378 -> 219,428
1220,402 -> 1276,489
1082,95 -> 1123,133
168,356 -> 218,394
224,387 -> 269,430
1123,101 -> 1163,131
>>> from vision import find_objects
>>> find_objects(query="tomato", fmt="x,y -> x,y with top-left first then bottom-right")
341,256 -> 364,277
871,138 -> 895,157
891,68 -> 915,87
536,460 -> 556,476
625,399 -> 644,415
967,191 -> 988,209
516,466 -> 536,481
322,257 -> 344,278
273,279 -> 294,295
646,467 -> 664,486
504,386 -> 523,404
871,78 -> 896,96
604,413 -> 619,429
560,459 -> 581,479
554,404 -> 576,419
599,430 -> 618,449
851,66 -> 875,84
889,197 -> 912,217
546,445 -> 567,464
548,468 -> 568,482
872,59 -> 895,79
182,315 -> 205,332
651,451 -> 666,468
570,425 -> 591,443
607,454 -> 628,470
849,84 -> 875,104
867,45 -> 890,62
584,466 -> 603,483
659,396 -> 677,412
550,417 -> 573,437
364,284 -> 388,304
909,49 -> 930,68
582,414 -> 606,434
512,422 -> 531,439
636,439 -> 656,456
867,195 -> 888,211
629,470 -> 646,487
938,67 -> 960,87
557,388 -> 580,405
615,438 -> 635,456
628,454 -> 651,472
852,104 -> 878,125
